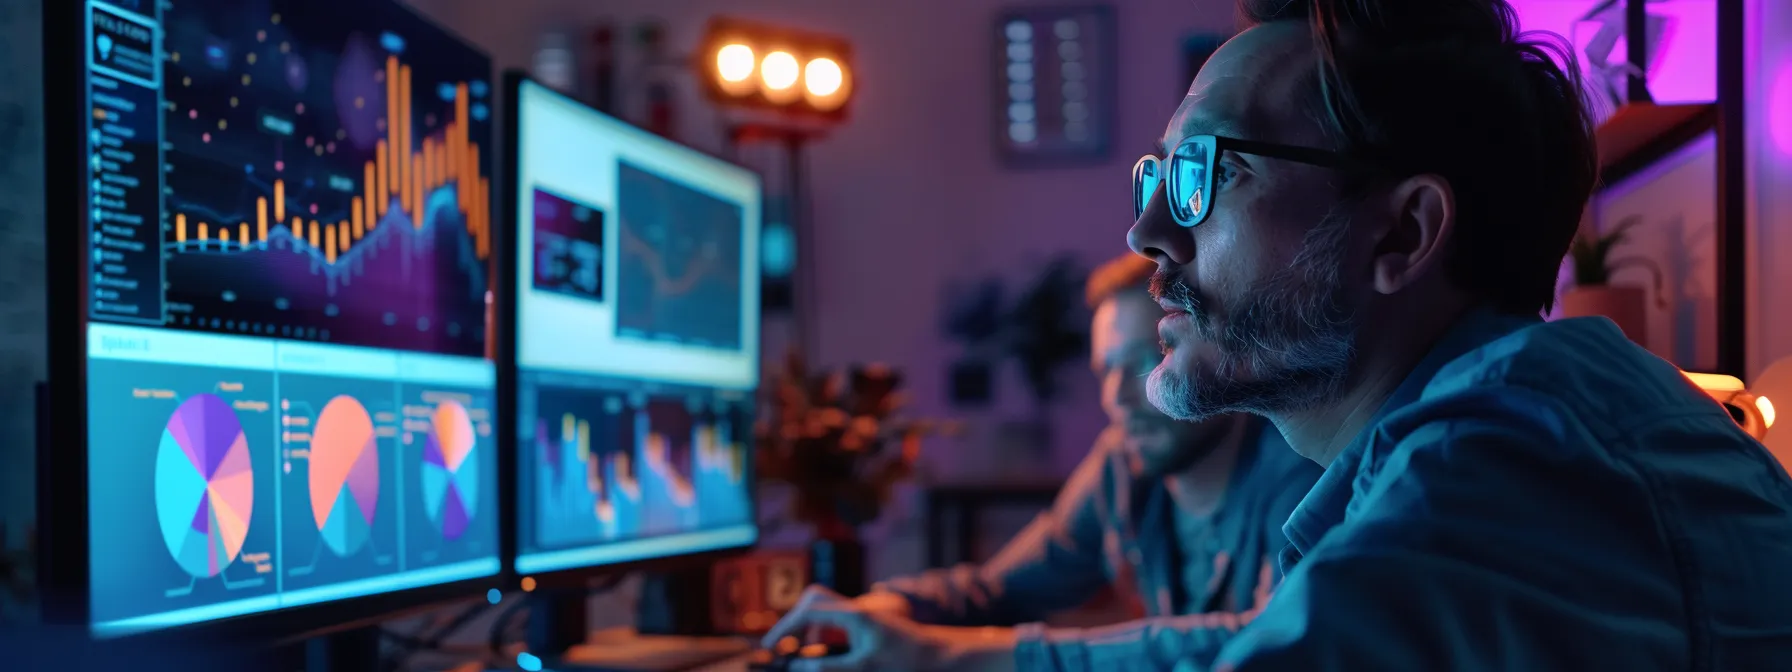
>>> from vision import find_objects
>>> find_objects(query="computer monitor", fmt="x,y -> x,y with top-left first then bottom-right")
43,0 -> 502,639
502,74 -> 762,579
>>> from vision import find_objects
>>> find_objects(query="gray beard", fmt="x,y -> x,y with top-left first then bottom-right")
1148,209 -> 1358,422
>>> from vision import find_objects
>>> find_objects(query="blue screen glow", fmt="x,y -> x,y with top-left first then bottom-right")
80,0 -> 499,636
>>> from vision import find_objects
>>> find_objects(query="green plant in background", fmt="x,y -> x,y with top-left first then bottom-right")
755,351 -> 957,539
1569,216 -> 1666,300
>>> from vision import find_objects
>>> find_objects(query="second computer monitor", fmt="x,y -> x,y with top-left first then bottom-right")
506,75 -> 762,577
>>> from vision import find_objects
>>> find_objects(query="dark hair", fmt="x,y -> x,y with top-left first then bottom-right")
1238,0 -> 1598,315
1086,253 -> 1157,309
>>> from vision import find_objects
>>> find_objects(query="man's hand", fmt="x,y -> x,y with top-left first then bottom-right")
761,586 -> 1018,672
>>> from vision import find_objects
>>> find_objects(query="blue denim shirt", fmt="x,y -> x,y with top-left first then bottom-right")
881,417 -> 1319,644
1133,308 -> 1792,671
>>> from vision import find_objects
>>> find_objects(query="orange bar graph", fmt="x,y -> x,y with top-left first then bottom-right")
338,221 -> 350,252
363,163 -> 378,229
400,65 -> 413,209
256,198 -> 268,244
412,153 -> 424,228
352,197 -> 364,239
325,223 -> 337,264
176,214 -> 187,243
477,177 -> 490,257
386,56 -> 400,193
308,220 -> 319,249
423,138 -> 435,190
220,228 -> 231,245
291,216 -> 301,235
455,84 -> 469,206
198,222 -> 209,241
375,141 -> 389,216
466,144 -> 479,213
274,180 -> 285,223
239,223 -> 249,247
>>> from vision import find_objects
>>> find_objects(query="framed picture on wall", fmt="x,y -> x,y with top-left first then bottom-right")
993,5 -> 1117,167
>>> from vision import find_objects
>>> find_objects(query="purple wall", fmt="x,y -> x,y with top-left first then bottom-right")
411,0 -> 1240,483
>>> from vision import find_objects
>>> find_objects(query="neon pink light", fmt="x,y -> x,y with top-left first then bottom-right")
1771,63 -> 1792,156
1507,0 -> 1715,105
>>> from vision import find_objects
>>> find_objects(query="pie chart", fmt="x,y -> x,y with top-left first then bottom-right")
308,395 -> 380,557
420,400 -> 479,540
155,393 -> 255,578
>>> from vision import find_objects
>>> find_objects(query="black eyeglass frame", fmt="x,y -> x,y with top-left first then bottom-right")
1132,134 -> 1352,227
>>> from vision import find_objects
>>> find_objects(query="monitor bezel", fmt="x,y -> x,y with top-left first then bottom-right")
40,0 -> 509,644
498,70 -> 764,589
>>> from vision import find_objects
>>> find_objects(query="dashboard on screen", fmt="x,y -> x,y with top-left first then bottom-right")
80,0 -> 500,637
511,79 -> 761,576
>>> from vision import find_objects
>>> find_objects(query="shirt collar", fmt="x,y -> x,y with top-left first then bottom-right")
1280,306 -> 1541,556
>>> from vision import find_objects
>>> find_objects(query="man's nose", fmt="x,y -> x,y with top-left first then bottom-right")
1127,182 -> 1194,265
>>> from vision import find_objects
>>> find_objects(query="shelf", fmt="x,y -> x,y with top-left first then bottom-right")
1596,102 -> 1717,182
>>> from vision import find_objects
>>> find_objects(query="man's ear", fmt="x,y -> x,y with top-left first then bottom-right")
1370,174 -> 1455,295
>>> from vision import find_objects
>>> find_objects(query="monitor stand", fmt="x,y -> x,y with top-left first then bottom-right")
523,588 -> 751,672
305,626 -> 381,672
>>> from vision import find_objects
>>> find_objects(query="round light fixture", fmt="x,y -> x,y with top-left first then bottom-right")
803,57 -> 851,111
760,51 -> 802,103
715,43 -> 757,96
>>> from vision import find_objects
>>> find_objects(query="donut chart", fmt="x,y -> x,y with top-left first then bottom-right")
420,400 -> 479,540
308,395 -> 380,557
154,393 -> 255,578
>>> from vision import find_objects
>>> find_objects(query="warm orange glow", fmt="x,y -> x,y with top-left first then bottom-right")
717,43 -> 756,83
338,221 -> 350,253
400,65 -> 413,210
308,220 -> 319,249
325,222 -> 336,263
376,140 -> 390,215
363,163 -> 378,229
352,197 -> 364,239
176,214 -> 187,243
239,223 -> 249,246
805,58 -> 843,96
273,179 -> 285,222
386,56 -> 401,193
412,152 -> 424,228
256,198 -> 268,244
761,51 -> 799,90
1685,371 -> 1746,393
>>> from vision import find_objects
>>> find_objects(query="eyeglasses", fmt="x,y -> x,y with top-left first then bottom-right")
1133,135 -> 1351,228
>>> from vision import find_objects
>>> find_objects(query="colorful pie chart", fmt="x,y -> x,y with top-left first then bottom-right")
308,395 -> 380,557
155,393 -> 255,578
420,400 -> 479,540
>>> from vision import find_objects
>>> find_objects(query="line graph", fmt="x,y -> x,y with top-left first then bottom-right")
160,36 -> 494,356
614,162 -> 745,351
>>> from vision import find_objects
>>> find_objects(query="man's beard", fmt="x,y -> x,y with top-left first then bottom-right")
1146,210 -> 1358,422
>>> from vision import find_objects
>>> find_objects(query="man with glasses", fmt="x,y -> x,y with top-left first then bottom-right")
753,0 -> 1792,669
1122,0 -> 1792,670
759,255 -> 1319,670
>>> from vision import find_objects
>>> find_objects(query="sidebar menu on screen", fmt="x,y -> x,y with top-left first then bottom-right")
87,1 -> 165,325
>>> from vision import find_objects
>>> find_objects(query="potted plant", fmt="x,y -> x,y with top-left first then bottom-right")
755,351 -> 955,595
1560,216 -> 1666,344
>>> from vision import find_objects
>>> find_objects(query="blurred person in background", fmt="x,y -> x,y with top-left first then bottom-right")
762,253 -> 1320,669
